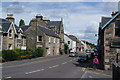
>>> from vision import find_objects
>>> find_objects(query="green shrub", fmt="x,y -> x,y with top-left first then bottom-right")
33,48 -> 44,57
2,50 -> 19,61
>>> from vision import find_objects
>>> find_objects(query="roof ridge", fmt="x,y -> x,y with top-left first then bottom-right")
101,12 -> 120,30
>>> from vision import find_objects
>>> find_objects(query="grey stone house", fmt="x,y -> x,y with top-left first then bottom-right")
24,15 -> 60,56
0,27 -> 2,51
47,20 -> 64,54
98,11 -> 120,70
0,14 -> 26,50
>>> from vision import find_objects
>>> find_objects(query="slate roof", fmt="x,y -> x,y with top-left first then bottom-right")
47,21 -> 61,30
102,12 -> 120,30
101,17 -> 111,27
38,26 -> 60,38
20,25 -> 30,32
68,35 -> 77,41
0,18 -> 18,33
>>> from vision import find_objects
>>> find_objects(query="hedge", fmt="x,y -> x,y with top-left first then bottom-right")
2,48 -> 44,62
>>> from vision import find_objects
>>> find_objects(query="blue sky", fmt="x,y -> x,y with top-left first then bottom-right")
1,1 -> 119,44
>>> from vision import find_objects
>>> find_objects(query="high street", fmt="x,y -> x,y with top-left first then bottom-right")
2,54 -> 112,80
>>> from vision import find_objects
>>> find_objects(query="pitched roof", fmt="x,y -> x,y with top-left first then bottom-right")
101,12 -> 120,30
101,17 -> 111,27
38,26 -> 60,38
0,18 -> 18,33
68,35 -> 77,41
47,21 -> 61,30
20,25 -> 30,32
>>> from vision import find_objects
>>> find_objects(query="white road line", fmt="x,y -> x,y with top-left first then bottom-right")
49,66 -> 53,69
25,69 -> 44,74
62,62 -> 67,64
49,65 -> 59,69
6,77 -> 12,79
81,71 -> 87,78
88,76 -> 93,78
97,69 -> 104,72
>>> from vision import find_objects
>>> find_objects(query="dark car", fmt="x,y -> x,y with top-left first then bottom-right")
78,54 -> 88,62
69,52 -> 78,57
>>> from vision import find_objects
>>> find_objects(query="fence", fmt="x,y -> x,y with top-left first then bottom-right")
112,63 -> 120,80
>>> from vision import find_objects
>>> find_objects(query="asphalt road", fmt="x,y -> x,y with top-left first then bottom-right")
2,54 -> 112,80
2,54 -> 86,79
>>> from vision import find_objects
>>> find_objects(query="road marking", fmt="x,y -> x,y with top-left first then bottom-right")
62,62 -> 67,64
53,65 -> 59,68
87,71 -> 112,77
97,69 -> 104,72
88,76 -> 93,78
82,68 -> 86,71
49,66 -> 53,69
25,68 -> 45,74
6,77 -> 12,79
81,71 -> 87,78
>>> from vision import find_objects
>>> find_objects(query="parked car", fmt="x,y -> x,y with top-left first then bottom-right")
69,52 -> 78,57
78,54 -> 88,62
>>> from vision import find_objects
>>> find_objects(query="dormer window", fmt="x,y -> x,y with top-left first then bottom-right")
9,29 -> 12,38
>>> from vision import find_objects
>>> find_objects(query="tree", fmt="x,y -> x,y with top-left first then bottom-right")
64,43 -> 69,54
19,19 -> 25,26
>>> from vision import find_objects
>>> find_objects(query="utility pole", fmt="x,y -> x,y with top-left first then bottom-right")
36,16 -> 38,49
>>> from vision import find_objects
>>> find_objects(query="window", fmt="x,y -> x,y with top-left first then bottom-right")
9,30 -> 12,38
8,44 -> 12,50
68,41 -> 70,44
37,36 -> 42,42
54,38 -> 56,43
18,33 -> 21,39
49,37 -> 51,43
115,20 -> 120,37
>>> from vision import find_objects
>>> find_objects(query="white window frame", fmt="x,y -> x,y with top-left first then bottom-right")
9,29 -> 12,38
37,36 -> 42,42
54,38 -> 56,43
49,37 -> 51,43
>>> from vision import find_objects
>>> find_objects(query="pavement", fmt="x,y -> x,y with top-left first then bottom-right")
1,54 -> 113,80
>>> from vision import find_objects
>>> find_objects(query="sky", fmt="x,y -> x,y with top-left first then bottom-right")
0,0 -> 119,45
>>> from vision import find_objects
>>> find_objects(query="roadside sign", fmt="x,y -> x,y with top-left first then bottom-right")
107,54 -> 116,56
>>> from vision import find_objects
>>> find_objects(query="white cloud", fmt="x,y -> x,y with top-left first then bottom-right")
2,0 -> 120,2
1,2 -> 116,44
103,0 -> 120,2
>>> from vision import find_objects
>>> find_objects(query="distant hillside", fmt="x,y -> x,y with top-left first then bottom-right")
82,40 -> 96,49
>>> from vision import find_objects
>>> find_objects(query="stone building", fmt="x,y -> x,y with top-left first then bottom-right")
0,27 -> 2,51
0,14 -> 26,50
98,11 -> 120,69
25,15 -> 60,56
47,19 -> 64,54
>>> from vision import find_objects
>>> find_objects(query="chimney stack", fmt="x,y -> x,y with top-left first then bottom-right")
43,17 -> 50,23
36,14 -> 43,21
6,14 -> 15,23
111,11 -> 118,16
